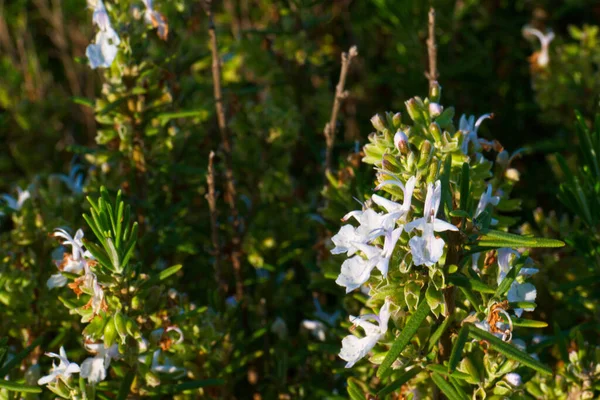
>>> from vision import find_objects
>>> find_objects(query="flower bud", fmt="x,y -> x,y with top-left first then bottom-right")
429,81 -> 442,102
104,318 -> 118,348
428,102 -> 443,118
407,152 -> 416,169
126,318 -> 142,340
370,114 -> 386,132
426,160 -> 439,183
114,311 -> 128,344
392,112 -> 402,128
417,140 -> 433,168
429,122 -> 442,143
405,98 -> 422,123
394,130 -> 409,154
382,154 -> 402,173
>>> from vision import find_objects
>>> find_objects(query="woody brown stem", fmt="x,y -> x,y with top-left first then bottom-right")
203,0 -> 243,302
323,45 -> 358,175
426,7 -> 439,89
206,151 -> 225,293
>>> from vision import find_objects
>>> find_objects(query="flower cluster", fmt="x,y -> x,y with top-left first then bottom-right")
86,0 -> 121,69
329,82 -> 544,394
85,0 -> 168,69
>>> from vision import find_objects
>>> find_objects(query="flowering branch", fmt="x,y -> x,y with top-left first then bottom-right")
324,45 -> 358,175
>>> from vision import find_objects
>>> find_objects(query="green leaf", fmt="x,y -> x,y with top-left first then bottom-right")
377,299 -> 430,378
477,230 -> 565,248
0,380 -> 42,393
0,336 -> 44,376
83,240 -> 114,272
72,96 -> 95,108
138,264 -> 182,290
429,315 -> 453,352
447,274 -> 495,294
467,324 -> 552,375
494,255 -> 526,298
116,366 -> 136,400
431,372 -> 466,400
459,162 -> 470,213
510,318 -> 548,329
105,238 -> 121,272
440,155 -> 453,211
426,364 -> 471,381
150,379 -> 225,395
448,325 -> 470,373
376,366 -> 422,397
449,210 -> 469,218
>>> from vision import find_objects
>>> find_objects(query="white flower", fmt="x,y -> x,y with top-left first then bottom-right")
149,350 -> 185,375
339,299 -> 391,368
86,0 -> 120,69
53,228 -> 86,261
372,175 -> 416,228
405,181 -> 458,267
88,0 -> 111,31
336,255 -> 376,293
48,229 -> 89,289
475,184 -> 500,218
86,28 -> 121,69
497,248 -> 538,317
459,114 -> 493,154
141,0 -> 168,40
80,343 -> 120,384
331,225 -> 363,256
37,347 -> 80,385
505,372 -> 522,387
301,320 -> 327,341
523,26 -> 555,67
2,186 -> 31,211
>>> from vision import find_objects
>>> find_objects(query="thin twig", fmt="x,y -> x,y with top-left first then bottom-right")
323,45 -> 358,175
206,151 -> 224,292
426,7 -> 438,89
203,0 -> 244,302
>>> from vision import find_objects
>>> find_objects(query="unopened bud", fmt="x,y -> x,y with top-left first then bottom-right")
418,140 -> 433,168
426,161 -> 439,183
370,114 -> 386,132
114,311 -> 128,344
407,152 -> 416,169
126,318 -> 142,340
382,154 -> 402,173
429,81 -> 442,102
392,112 -> 402,129
394,130 -> 409,153
381,153 -> 402,174
429,123 -> 442,142
429,102 -> 443,118
405,98 -> 421,123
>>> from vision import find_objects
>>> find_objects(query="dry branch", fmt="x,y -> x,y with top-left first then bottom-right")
203,0 -> 244,302
323,45 -> 358,175
206,151 -> 224,292
426,7 -> 439,89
